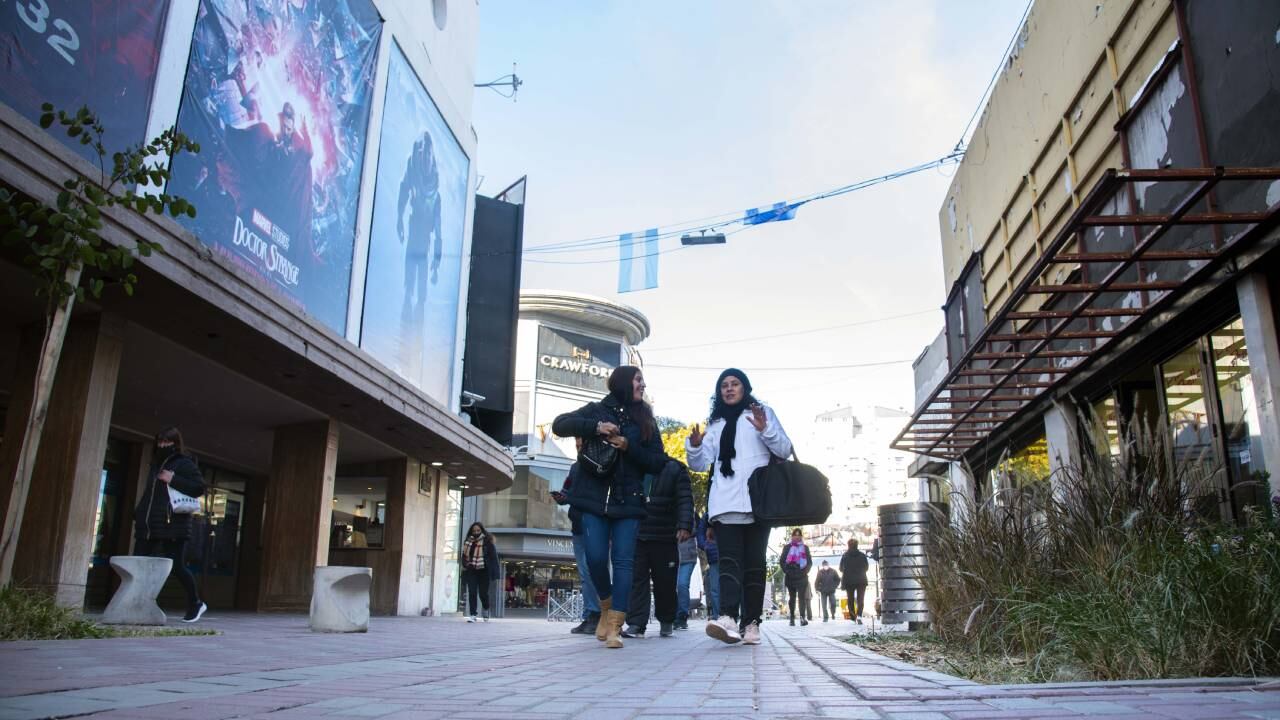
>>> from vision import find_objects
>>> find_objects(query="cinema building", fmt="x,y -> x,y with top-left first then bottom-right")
0,1 -> 524,616
464,291 -> 650,615
898,0 -> 1280,521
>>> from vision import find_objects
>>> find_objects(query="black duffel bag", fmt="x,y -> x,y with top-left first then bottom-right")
748,449 -> 832,527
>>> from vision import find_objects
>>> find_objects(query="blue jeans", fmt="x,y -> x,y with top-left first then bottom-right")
579,513 -> 639,613
571,532 -> 599,616
676,561 -> 695,620
705,561 -> 721,617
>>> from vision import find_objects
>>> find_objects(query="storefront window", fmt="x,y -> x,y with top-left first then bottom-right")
1088,395 -> 1122,461
481,463 -> 570,532
1209,319 -> 1269,511
503,559 -> 580,610
1161,340 -> 1223,518
331,478 -> 387,549
442,479 -> 463,612
989,433 -> 1050,512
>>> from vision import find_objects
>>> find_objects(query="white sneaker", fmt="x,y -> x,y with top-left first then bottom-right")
705,615 -> 741,644
467,615 -> 476,623
741,622 -> 761,645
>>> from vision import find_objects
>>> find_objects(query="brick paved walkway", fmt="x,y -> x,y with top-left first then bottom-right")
0,613 -> 1276,719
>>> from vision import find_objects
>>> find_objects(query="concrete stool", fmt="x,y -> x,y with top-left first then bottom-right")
310,566 -> 372,633
102,556 -> 173,625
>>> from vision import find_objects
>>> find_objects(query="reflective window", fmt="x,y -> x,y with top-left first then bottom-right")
481,464 -> 570,531
1161,340 -> 1222,517
1209,319 -> 1269,511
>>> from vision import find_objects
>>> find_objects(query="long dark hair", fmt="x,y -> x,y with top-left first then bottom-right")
607,365 -> 656,441
708,368 -> 758,423
154,426 -> 186,455
467,522 -> 491,541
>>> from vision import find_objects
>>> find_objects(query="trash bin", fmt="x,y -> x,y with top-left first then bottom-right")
877,502 -> 947,627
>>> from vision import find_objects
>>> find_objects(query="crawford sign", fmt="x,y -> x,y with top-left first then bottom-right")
536,327 -> 621,391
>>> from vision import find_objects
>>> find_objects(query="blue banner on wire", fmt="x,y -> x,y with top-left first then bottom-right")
618,228 -> 659,293
744,201 -> 800,225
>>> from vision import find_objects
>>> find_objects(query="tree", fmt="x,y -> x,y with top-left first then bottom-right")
0,104 -> 198,585
662,423 -> 709,512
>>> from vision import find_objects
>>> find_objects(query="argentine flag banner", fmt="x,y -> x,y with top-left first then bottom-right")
744,201 -> 800,225
618,228 -> 659,293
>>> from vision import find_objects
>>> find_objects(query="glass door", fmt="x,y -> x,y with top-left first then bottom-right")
1160,340 -> 1226,519
1208,319 -> 1269,515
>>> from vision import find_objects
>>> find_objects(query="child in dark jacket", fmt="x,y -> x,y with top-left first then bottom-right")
623,460 -> 694,638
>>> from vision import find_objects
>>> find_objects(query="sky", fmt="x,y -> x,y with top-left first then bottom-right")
471,0 -> 1029,429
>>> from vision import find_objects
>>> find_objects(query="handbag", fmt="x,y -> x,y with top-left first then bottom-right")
578,436 -> 619,478
747,448 -> 832,527
161,459 -> 201,514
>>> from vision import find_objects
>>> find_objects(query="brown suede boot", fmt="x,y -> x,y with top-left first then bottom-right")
595,596 -> 612,641
605,609 -> 626,649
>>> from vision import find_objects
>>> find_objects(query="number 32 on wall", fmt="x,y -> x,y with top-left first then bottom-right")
7,0 -> 80,65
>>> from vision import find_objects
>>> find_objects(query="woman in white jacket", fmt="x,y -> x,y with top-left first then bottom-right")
686,368 -> 792,645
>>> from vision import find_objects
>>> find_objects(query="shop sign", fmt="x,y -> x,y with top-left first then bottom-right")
536,327 -> 621,392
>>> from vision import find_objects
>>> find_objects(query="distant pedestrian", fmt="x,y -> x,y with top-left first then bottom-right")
840,538 -> 869,623
552,458 -> 600,635
814,560 -> 841,622
781,528 -> 813,626
461,522 -> 499,622
675,526 -> 698,630
624,460 -> 694,638
687,368 -> 793,646
696,512 -> 720,617
553,366 -> 669,648
132,427 -> 207,623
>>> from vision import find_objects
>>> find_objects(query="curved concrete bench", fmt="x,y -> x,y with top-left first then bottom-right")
102,556 -> 173,625
310,566 -> 372,633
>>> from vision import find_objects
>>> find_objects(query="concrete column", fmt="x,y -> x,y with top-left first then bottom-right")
394,459 -> 438,616
1237,272 -> 1280,504
258,420 -> 338,611
1044,398 -> 1082,504
0,315 -> 124,607
947,462 -> 975,528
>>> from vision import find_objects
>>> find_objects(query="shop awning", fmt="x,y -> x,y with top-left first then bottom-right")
893,167 -> 1280,461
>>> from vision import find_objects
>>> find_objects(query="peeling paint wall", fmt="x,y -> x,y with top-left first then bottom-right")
938,0 -> 1177,320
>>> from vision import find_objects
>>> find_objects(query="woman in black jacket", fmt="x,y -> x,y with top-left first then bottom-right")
460,522 -> 500,622
133,426 -> 207,622
552,366 -> 668,648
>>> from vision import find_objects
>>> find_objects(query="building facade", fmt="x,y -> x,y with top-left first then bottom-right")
0,0 -> 519,616
466,291 -> 650,614
897,0 -> 1280,520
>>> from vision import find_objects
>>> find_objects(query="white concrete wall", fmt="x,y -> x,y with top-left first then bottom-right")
397,461 -> 440,616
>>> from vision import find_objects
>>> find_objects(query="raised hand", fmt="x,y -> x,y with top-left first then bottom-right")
689,423 -> 704,447
747,403 -> 767,432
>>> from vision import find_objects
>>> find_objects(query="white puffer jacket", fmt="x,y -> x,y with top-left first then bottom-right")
686,404 -> 792,519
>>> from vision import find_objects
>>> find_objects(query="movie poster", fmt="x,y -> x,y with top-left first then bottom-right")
0,1 -> 169,164
168,0 -> 381,334
361,46 -> 471,404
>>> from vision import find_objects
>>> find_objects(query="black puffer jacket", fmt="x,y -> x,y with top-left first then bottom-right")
552,396 -> 668,519
134,452 -> 205,542
638,460 -> 695,541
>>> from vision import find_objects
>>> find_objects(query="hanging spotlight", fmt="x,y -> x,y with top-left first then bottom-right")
681,230 -> 726,245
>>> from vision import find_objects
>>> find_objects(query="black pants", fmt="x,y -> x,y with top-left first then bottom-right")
134,537 -> 200,609
846,584 -> 867,618
625,538 -> 678,629
787,583 -> 811,621
713,520 -> 769,628
462,568 -> 491,615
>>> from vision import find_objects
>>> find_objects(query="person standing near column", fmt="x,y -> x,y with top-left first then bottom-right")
840,538 -> 869,624
687,368 -> 793,646
460,522 -> 499,622
814,560 -> 841,623
781,528 -> 813,626
553,366 -> 669,649
133,427 -> 207,623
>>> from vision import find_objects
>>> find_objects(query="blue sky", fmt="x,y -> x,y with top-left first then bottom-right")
472,1 -> 1028,426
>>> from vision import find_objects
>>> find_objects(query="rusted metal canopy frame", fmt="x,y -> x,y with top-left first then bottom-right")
894,166 -> 1280,461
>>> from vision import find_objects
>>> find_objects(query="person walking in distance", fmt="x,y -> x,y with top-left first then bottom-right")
553,366 -> 669,648
674,527 -> 698,630
461,522 -> 500,622
814,560 -> 841,623
687,368 -> 793,646
133,427 -> 207,623
552,450 -> 600,635
696,511 -> 720,618
840,538 -> 870,623
782,528 -> 813,626
623,459 -> 694,638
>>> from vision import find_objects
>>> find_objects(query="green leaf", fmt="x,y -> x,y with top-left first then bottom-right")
67,125 -> 82,137
39,113 -> 54,129
123,283 -> 134,297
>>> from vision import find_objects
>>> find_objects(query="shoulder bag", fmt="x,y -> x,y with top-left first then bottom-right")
163,458 -> 202,515
578,404 -> 622,478
747,447 -> 832,527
